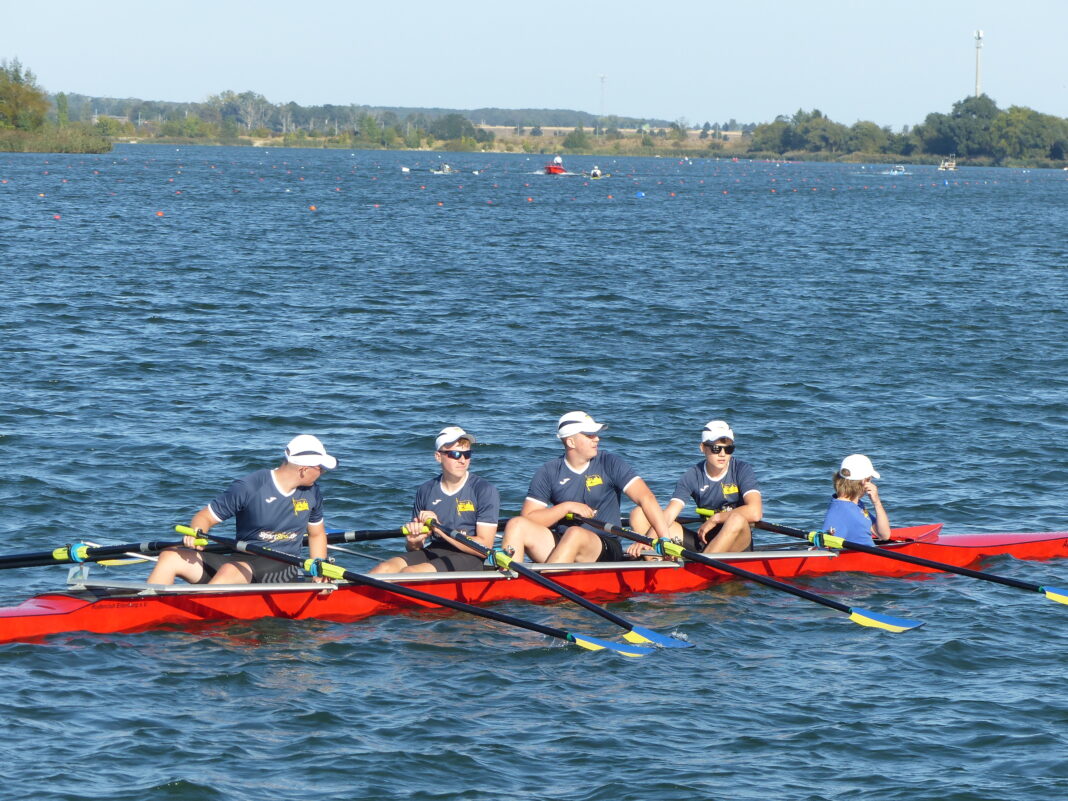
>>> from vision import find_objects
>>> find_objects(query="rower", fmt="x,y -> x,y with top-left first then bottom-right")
629,420 -> 761,553
501,412 -> 670,563
590,165 -> 602,178
822,454 -> 891,544
369,426 -> 500,574
147,435 -> 337,585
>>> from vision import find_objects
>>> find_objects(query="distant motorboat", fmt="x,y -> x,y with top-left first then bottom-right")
937,156 -> 958,171
545,155 -> 566,175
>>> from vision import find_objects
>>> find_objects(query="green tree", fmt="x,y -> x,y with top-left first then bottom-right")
749,119 -> 789,153
563,126 -> 591,149
846,121 -> 888,153
430,113 -> 475,141
55,92 -> 69,126
0,59 -> 49,130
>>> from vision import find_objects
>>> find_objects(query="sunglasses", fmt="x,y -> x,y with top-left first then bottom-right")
439,449 -> 473,460
705,443 -> 735,454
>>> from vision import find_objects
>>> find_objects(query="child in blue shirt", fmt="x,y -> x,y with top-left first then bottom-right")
822,454 -> 891,544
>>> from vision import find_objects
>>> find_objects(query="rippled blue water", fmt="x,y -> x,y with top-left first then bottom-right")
1,147 -> 1067,800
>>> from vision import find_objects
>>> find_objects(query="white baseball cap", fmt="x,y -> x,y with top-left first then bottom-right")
701,420 -> 735,443
838,454 -> 880,481
435,426 -> 476,450
284,434 -> 338,470
557,411 -> 607,439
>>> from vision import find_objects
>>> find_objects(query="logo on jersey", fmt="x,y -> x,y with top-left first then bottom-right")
559,478 -> 571,486
432,499 -> 443,506
257,530 -> 298,543
456,499 -> 475,513
722,484 -> 740,496
292,497 -> 310,514
585,475 -> 603,490
699,484 -> 710,493
265,496 -> 278,504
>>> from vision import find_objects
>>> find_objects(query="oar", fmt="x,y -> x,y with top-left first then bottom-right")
748,517 -> 1068,607
175,526 -> 655,657
0,537 -> 222,571
567,514 -> 924,633
0,527 -> 408,572
420,523 -> 692,648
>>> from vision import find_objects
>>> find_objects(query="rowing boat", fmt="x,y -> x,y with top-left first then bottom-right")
1,524 -> 1065,643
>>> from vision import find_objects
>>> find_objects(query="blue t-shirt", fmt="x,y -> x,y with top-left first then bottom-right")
526,451 -> 639,532
208,468 -> 324,556
413,473 -> 500,540
671,458 -> 760,511
822,496 -> 875,544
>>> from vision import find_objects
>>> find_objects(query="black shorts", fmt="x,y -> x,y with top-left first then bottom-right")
199,550 -> 303,584
397,543 -> 486,572
550,528 -> 626,562
682,526 -> 754,553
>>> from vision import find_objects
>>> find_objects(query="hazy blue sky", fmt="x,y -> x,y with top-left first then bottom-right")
4,0 -> 1066,128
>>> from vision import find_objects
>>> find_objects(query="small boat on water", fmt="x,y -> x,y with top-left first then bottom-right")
938,156 -> 958,171
545,156 -> 567,175
1,524 -> 1066,643
881,165 -> 910,176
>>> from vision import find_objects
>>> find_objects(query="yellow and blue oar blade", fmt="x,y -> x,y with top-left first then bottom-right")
622,625 -> 693,648
1042,587 -> 1068,605
568,633 -> 656,658
847,607 -> 925,632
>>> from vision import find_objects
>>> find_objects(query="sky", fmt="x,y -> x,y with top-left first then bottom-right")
3,0 -> 1066,129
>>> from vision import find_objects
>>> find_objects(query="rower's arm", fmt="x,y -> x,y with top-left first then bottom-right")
307,520 -> 327,561
736,491 -> 763,523
662,498 -> 686,527
190,506 -> 218,534
518,497 -> 586,529
625,478 -> 670,539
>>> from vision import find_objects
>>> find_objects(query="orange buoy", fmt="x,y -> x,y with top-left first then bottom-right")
156,211 -> 164,217
309,205 -> 317,211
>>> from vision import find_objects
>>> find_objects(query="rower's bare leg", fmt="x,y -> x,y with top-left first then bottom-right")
369,556 -> 413,574
547,527 -> 602,563
502,518 -> 556,562
209,561 -> 254,584
400,562 -> 438,573
703,517 -> 752,553
629,506 -> 651,534
147,547 -> 207,585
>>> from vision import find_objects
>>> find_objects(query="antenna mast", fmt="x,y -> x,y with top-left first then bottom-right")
974,30 -> 984,97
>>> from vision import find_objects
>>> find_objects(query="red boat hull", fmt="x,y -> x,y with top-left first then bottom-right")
2,525 -> 1067,642
544,165 -> 566,174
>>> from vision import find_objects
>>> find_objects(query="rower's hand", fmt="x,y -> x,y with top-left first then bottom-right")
625,541 -> 648,558
183,531 -> 205,550
862,480 -> 881,502
562,502 -> 596,519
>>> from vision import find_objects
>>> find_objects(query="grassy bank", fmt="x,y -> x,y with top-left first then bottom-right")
0,125 -> 111,153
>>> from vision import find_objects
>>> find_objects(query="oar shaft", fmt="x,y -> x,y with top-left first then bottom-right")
182,527 -> 577,643
570,515 -> 853,615
755,521 -> 1043,593
432,525 -> 637,630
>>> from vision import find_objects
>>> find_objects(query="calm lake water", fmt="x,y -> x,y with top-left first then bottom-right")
1,146 -> 1066,800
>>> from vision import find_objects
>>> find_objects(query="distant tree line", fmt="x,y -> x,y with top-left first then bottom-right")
0,59 -> 110,152
748,96 -> 1068,164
